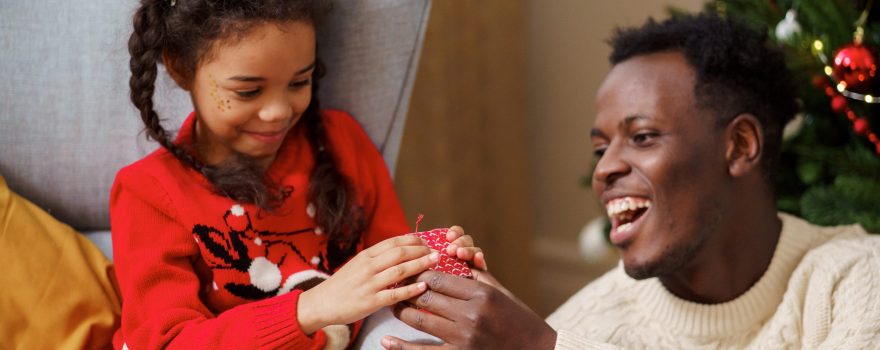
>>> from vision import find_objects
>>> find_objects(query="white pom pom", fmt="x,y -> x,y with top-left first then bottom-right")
231,204 -> 245,217
775,10 -> 801,42
306,202 -> 316,218
278,269 -> 330,295
578,216 -> 612,263
248,257 -> 282,292
783,113 -> 804,140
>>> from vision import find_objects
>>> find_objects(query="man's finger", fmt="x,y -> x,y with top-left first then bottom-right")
402,288 -> 468,320
393,304 -> 459,341
380,335 -> 445,350
414,270 -> 483,300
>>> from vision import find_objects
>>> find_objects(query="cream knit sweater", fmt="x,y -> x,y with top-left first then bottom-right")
546,213 -> 880,349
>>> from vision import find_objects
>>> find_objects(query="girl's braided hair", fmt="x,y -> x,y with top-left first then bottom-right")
128,0 -> 365,254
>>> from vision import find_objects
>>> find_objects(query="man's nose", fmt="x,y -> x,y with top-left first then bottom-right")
592,142 -> 630,186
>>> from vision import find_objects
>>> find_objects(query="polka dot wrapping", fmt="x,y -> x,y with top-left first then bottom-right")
409,228 -> 473,279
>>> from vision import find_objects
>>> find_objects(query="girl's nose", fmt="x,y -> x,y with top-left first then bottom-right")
258,96 -> 293,123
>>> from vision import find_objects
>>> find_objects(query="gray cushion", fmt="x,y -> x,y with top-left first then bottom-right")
0,0 -> 429,231
83,230 -> 114,261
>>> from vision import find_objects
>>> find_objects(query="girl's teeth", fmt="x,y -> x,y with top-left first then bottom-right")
618,222 -> 633,233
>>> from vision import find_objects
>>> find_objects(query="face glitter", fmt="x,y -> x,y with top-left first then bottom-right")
208,75 -> 228,111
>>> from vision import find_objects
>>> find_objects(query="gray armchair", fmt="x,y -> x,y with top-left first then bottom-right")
0,0 -> 430,261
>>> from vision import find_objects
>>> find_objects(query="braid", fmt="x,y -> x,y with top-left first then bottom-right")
128,0 -> 206,172
128,0 -> 356,247
305,61 -> 366,253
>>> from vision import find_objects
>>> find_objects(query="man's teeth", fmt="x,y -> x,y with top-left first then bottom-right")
605,197 -> 652,217
618,222 -> 633,233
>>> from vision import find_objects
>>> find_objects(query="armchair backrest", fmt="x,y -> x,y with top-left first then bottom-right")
0,0 -> 429,233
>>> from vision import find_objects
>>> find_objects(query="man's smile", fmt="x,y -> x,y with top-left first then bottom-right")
605,196 -> 652,245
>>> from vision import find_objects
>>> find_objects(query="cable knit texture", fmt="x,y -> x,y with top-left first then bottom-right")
547,213 -> 880,349
110,110 -> 409,349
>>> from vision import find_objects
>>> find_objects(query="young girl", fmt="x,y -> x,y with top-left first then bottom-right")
111,1 -> 485,349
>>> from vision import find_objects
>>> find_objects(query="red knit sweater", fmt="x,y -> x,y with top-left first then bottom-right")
110,110 -> 409,349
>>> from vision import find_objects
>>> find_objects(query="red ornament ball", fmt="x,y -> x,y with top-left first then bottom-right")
811,74 -> 828,89
831,95 -> 849,113
824,86 -> 836,97
853,117 -> 871,135
832,43 -> 878,93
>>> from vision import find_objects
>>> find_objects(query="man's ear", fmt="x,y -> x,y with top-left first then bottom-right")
725,113 -> 763,177
162,51 -> 192,91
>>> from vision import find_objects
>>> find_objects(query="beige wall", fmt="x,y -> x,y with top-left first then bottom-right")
396,0 -> 708,317
395,0 -> 537,308
525,0 -> 705,315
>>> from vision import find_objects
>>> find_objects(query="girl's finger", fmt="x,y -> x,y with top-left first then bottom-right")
446,226 -> 464,241
446,234 -> 474,255
370,245 -> 433,273
474,251 -> 489,271
374,251 -> 439,286
376,281 -> 428,306
450,233 -> 473,246
446,243 -> 459,256
365,234 -> 426,258
455,246 -> 481,261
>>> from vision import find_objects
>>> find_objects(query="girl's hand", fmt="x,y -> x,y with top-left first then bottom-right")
297,235 -> 439,334
444,226 -> 489,271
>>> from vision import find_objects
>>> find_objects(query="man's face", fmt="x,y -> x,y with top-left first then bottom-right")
590,52 -> 730,279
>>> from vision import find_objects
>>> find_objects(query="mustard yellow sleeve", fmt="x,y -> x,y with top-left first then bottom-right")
0,175 -> 120,350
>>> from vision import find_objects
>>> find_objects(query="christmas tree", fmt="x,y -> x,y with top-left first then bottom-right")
670,0 -> 880,232
582,0 -> 880,245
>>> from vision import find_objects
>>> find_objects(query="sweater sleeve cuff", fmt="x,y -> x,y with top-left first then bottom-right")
252,289 -> 323,350
555,330 -> 618,350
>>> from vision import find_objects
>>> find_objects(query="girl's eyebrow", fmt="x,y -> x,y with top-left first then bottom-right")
227,76 -> 265,82
296,61 -> 316,74
227,61 -> 317,82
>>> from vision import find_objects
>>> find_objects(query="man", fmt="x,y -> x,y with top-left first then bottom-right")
380,14 -> 880,349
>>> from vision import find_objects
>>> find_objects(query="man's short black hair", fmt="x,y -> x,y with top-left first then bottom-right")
609,13 -> 798,177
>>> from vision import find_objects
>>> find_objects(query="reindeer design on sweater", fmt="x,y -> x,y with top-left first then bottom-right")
191,204 -> 352,300
191,203 -> 358,349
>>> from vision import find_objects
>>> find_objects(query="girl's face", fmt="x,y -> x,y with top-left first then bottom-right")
189,21 -> 316,168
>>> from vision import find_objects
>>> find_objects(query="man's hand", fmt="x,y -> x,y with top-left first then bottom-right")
381,270 -> 557,350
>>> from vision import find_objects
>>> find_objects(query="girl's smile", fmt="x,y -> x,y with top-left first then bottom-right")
240,126 -> 292,144
184,21 -> 316,169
